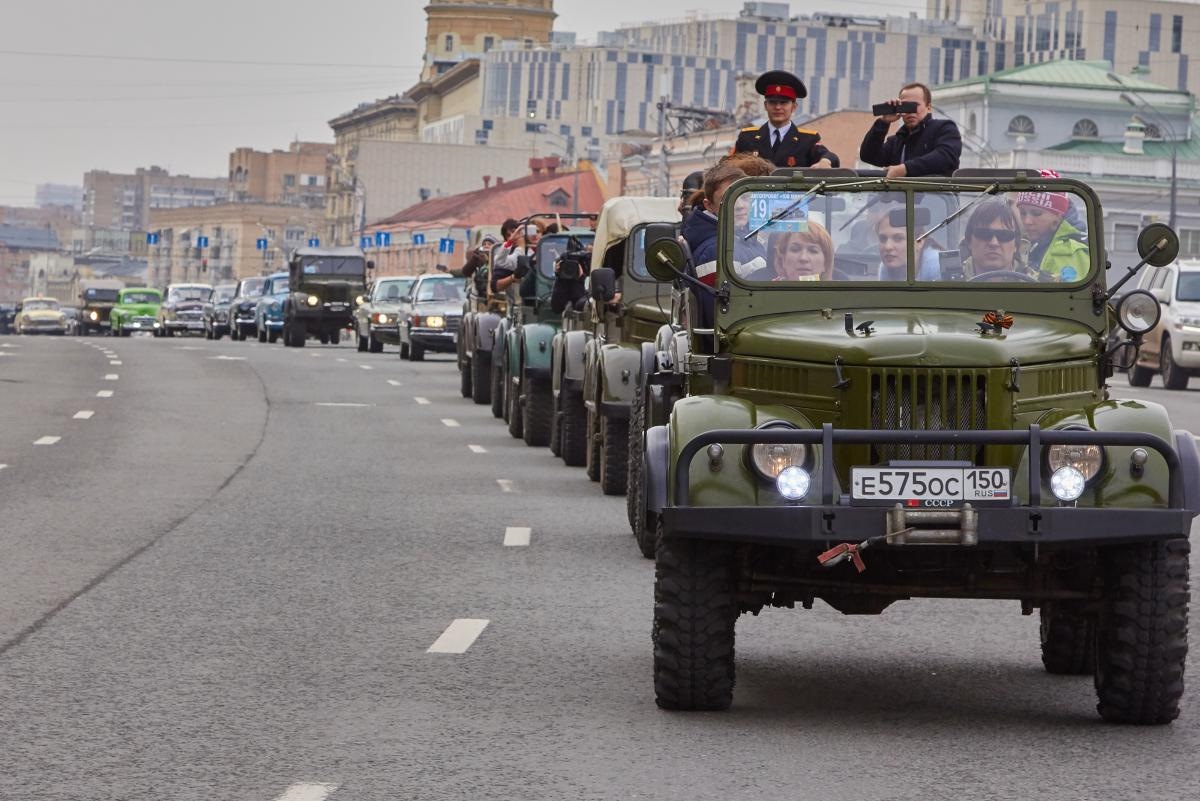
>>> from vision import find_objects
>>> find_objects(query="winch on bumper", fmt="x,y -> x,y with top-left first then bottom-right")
655,424 -> 1200,548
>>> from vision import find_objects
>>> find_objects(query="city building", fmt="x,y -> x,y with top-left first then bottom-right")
228,141 -> 332,208
147,203 -> 324,288
935,60 -> 1198,270
364,157 -> 606,275
0,225 -> 60,302
82,166 -> 228,233
0,204 -> 80,249
422,0 -> 555,79
614,3 -> 1001,119
35,183 -> 83,211
27,252 -> 77,299
933,0 -> 1200,92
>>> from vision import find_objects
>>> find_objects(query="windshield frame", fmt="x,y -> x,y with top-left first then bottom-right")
297,256 -> 366,277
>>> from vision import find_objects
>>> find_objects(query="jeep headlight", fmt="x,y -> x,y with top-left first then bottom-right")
89,310 -> 99,321
425,315 -> 445,328
306,294 -> 320,307
1116,289 -> 1161,335
748,422 -> 807,479
1046,440 -> 1104,482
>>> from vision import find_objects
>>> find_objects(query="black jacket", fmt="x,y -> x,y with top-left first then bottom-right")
859,115 -> 962,177
733,123 -> 839,169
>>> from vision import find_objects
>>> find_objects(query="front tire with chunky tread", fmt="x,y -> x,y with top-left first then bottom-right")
1094,538 -> 1190,724
585,409 -> 601,482
522,377 -> 553,446
560,391 -> 587,466
1040,605 -> 1096,675
471,351 -> 491,405
653,527 -> 737,711
600,414 -> 629,495
459,358 -> 473,398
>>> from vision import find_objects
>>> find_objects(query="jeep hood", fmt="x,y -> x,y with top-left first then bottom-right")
728,309 -> 1097,367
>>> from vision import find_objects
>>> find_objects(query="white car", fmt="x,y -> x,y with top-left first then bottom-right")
1129,259 -> 1200,389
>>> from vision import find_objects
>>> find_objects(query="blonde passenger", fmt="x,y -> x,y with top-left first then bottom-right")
769,222 -> 834,281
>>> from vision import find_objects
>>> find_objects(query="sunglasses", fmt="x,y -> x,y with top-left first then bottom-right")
970,227 -> 1018,244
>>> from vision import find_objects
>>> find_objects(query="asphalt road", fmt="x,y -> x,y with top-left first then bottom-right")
2,333 -> 1200,801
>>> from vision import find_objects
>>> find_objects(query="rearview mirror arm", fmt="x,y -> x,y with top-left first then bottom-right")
1105,239 -> 1169,301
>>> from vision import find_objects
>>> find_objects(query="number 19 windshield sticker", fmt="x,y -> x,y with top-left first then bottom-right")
747,193 -> 809,233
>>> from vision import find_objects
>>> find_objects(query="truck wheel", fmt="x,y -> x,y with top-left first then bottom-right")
1128,361 -> 1154,387
522,377 -> 553,447
549,391 -> 562,457
653,525 -> 737,711
507,378 -> 524,439
268,329 -> 279,344
1161,337 -> 1189,390
1094,538 -> 1189,724
292,325 -> 306,347
410,342 -> 425,361
628,385 -> 655,559
560,391 -> 587,466
471,351 -> 491,405
490,359 -> 504,419
600,414 -> 629,495
460,357 -> 473,398
357,331 -> 368,352
368,333 -> 382,353
1040,604 -> 1096,675
330,329 -> 341,346
319,333 -> 329,345
585,409 -> 601,482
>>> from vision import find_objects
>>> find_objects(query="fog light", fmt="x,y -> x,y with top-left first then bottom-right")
776,466 -> 811,501
1049,466 -> 1086,502
306,295 -> 319,306
89,311 -> 99,321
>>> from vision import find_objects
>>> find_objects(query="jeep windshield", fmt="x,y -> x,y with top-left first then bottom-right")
83,288 -> 120,302
121,292 -> 159,304
299,256 -> 365,276
537,233 -> 595,278
731,185 -> 1094,285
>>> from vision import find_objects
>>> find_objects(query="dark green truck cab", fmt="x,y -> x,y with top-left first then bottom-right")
639,169 -> 1198,724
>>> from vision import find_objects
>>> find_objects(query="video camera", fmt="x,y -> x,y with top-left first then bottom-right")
555,237 -> 592,281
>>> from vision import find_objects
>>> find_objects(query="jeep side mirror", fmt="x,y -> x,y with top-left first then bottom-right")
589,267 -> 616,303
643,222 -> 685,282
1137,223 -> 1179,267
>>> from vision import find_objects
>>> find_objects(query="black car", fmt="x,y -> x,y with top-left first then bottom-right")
228,276 -> 267,341
0,304 -> 14,334
203,283 -> 238,340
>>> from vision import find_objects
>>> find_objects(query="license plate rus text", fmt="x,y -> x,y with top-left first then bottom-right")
851,467 -> 1010,502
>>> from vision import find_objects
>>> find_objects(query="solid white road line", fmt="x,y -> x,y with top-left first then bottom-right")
96,390 -> 113,398
496,479 -> 517,493
104,374 -> 118,380
441,418 -> 460,427
468,444 -> 487,454
427,619 -> 489,654
73,411 -> 94,420
414,397 -> 430,405
503,526 -> 531,547
387,379 -> 402,386
271,783 -> 340,801
359,364 -> 373,370
33,436 -> 61,446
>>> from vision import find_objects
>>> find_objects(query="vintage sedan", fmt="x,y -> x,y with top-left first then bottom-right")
109,288 -> 163,336
254,272 -> 289,343
355,275 -> 415,353
14,297 -> 69,335
203,282 -> 238,340
395,274 -> 465,361
156,283 -> 213,337
228,276 -> 267,341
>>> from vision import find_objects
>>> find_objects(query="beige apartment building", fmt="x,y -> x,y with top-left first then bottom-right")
147,203 -> 324,288
422,0 -> 555,79
83,166 -> 227,232
228,142 -> 332,208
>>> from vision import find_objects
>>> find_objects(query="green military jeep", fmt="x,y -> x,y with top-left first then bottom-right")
281,246 -> 371,347
639,169 -> 1198,724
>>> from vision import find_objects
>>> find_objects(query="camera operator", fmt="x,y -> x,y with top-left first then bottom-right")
550,242 -> 592,314
859,82 -> 961,178
492,222 -> 540,302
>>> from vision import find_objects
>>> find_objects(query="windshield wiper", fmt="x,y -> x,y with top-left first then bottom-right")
917,183 -> 998,243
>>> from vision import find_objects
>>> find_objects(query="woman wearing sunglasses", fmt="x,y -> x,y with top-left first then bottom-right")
961,198 -> 1028,279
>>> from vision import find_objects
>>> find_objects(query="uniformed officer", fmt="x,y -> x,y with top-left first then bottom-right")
733,70 -> 838,169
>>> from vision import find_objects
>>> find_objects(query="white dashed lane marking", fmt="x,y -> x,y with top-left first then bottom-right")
468,444 -> 487,453
441,419 -> 460,427
359,364 -> 373,370
387,379 -> 402,386
104,374 -> 118,381
271,784 -> 340,801
96,390 -> 113,398
503,526 -> 531,547
73,411 -> 94,420
427,619 -> 489,654
414,397 -> 430,405
33,436 -> 61,446
497,479 -> 517,493
109,361 -> 122,365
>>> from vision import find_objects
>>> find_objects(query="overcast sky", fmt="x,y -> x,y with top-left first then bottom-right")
0,0 -> 923,207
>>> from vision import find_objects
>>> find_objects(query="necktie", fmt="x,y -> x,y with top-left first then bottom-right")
773,129 -> 781,152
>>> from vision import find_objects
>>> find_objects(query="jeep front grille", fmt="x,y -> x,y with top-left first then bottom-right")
869,369 -> 986,463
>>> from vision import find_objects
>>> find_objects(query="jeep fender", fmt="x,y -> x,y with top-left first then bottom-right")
520,321 -> 557,378
493,318 -> 510,363
474,311 -> 502,356
665,396 -> 823,507
1022,400 -> 1182,509
1174,430 -> 1200,515
560,329 -> 589,387
596,342 -> 642,416
640,342 -> 657,383
505,325 -> 523,379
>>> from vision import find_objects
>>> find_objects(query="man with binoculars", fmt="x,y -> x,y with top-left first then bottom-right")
859,82 -> 962,178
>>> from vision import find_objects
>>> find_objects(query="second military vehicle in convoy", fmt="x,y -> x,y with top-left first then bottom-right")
281,246 -> 370,347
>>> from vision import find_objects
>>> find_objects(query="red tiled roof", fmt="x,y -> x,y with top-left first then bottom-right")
369,165 -> 607,232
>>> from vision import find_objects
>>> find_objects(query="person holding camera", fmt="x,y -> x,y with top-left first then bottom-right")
550,246 -> 592,314
859,82 -> 961,178
733,70 -> 838,169
492,222 -> 541,301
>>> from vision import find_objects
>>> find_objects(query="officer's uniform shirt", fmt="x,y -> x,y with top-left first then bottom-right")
733,122 -> 839,169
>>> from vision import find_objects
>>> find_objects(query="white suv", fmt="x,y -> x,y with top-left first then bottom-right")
1129,259 -> 1200,389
